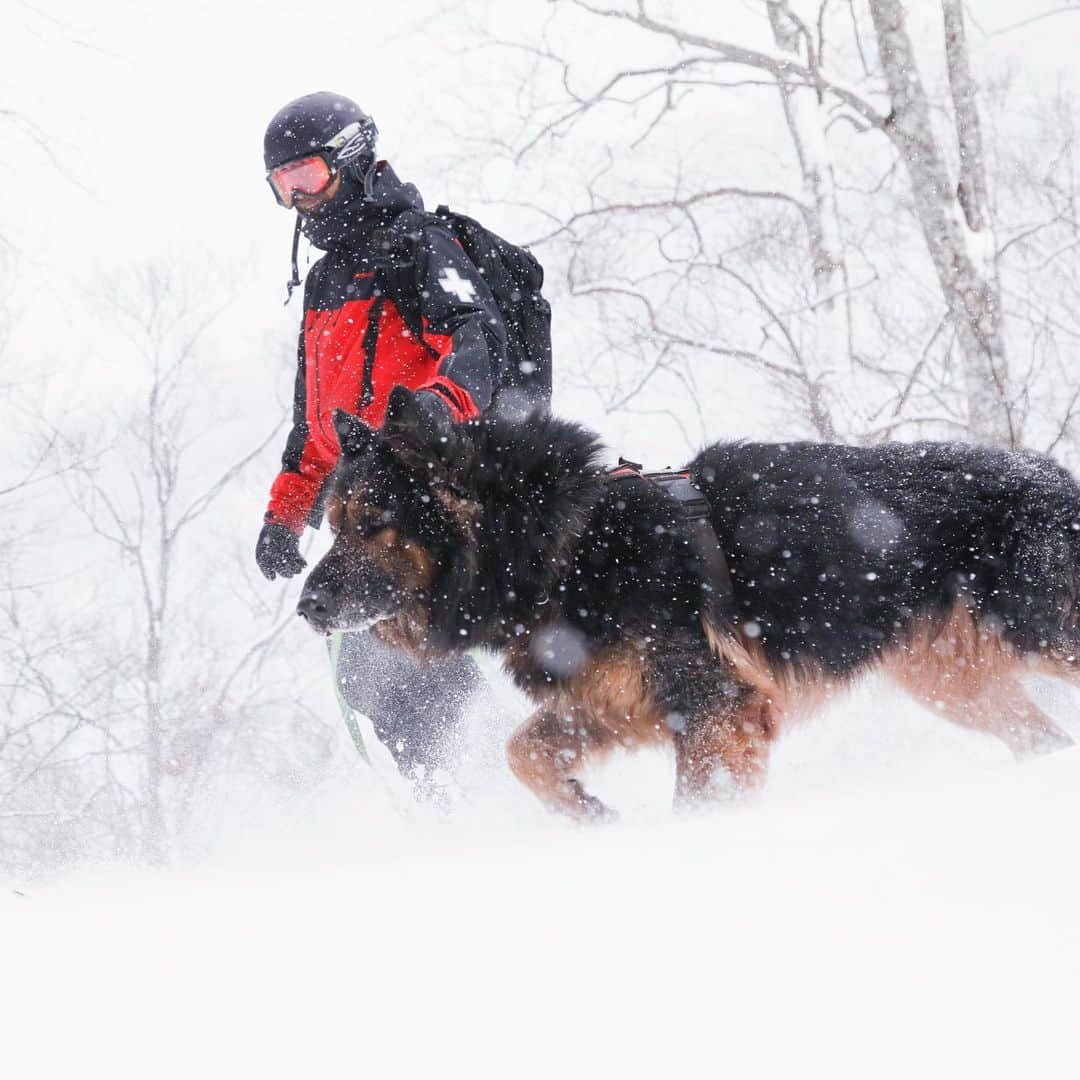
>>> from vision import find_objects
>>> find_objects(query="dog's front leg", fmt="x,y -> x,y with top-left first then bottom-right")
673,687 -> 775,808
506,707 -> 617,822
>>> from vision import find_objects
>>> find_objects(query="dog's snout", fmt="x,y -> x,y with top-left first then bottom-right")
297,588 -> 332,630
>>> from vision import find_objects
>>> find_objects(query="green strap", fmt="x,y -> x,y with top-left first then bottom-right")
328,632 -> 371,764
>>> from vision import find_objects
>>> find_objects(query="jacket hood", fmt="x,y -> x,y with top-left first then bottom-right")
299,161 -> 423,252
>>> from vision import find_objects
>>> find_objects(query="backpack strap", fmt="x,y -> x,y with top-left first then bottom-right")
368,209 -> 442,356
368,208 -> 432,270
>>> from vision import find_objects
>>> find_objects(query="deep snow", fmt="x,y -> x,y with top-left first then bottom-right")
4,678 -> 1079,1080
5,3 -> 1080,1076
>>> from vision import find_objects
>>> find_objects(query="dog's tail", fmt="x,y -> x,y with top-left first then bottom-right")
992,454 -> 1080,667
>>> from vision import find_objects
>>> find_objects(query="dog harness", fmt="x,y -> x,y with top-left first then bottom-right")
607,459 -> 732,599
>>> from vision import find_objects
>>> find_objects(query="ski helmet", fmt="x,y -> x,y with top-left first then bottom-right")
263,91 -> 378,179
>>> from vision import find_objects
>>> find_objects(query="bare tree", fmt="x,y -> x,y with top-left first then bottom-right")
70,268 -> 292,862
471,0 -> 1079,451
869,0 -> 1013,445
0,264 -> 335,873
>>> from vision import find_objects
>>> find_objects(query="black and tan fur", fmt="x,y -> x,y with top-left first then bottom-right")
298,387 -> 1078,819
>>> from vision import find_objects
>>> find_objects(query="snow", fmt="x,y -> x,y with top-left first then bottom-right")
5,681 -> 1080,1079
5,5 -> 1080,1076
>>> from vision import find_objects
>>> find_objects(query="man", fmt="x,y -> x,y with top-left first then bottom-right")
254,91 -> 512,797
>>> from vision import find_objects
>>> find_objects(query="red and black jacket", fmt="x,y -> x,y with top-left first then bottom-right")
265,164 -> 509,535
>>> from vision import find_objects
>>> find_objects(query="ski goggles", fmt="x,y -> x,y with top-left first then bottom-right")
266,154 -> 335,208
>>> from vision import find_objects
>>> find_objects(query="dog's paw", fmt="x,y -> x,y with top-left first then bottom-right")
567,778 -> 619,824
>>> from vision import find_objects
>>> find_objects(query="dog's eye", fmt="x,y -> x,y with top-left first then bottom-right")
350,509 -> 395,538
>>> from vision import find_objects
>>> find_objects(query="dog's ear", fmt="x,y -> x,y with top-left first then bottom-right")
333,409 -> 373,457
384,386 -> 456,456
385,385 -> 426,432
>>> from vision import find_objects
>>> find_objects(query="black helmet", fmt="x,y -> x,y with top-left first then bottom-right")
263,91 -> 378,177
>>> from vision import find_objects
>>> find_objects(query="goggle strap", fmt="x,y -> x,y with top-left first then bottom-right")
284,214 -> 302,306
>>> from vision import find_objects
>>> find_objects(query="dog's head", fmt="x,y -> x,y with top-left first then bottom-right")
297,387 -> 480,647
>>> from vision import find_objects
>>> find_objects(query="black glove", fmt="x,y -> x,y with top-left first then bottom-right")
255,522 -> 307,581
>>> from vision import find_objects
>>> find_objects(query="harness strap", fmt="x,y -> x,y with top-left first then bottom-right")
685,509 -> 733,599
607,463 -> 732,599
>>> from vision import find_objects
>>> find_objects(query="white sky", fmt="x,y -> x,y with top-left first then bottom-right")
6,1 -> 1075,283
4,1 -> 1077,433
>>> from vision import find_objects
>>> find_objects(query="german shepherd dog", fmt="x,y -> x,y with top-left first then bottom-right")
298,387 -> 1078,819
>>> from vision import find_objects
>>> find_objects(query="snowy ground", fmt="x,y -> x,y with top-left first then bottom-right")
4,678 -> 1080,1079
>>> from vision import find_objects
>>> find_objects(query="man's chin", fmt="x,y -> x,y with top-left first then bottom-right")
296,194 -> 338,217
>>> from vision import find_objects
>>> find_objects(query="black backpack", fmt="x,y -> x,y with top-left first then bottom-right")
373,206 -> 553,410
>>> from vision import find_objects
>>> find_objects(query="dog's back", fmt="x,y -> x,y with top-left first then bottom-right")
690,439 -> 1080,672
681,439 -> 1079,766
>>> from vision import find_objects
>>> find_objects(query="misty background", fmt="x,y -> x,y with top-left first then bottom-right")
3,0 -> 1080,875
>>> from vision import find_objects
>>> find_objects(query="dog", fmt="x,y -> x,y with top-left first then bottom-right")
297,386 -> 1078,819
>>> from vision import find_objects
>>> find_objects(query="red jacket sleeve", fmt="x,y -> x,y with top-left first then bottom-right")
264,323 -> 333,535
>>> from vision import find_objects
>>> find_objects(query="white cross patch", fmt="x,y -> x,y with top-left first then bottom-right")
438,266 -> 478,304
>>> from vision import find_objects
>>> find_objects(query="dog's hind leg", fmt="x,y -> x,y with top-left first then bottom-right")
506,708 -> 620,821
893,670 -> 1071,759
882,609 -> 1073,759
673,686 -> 776,808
